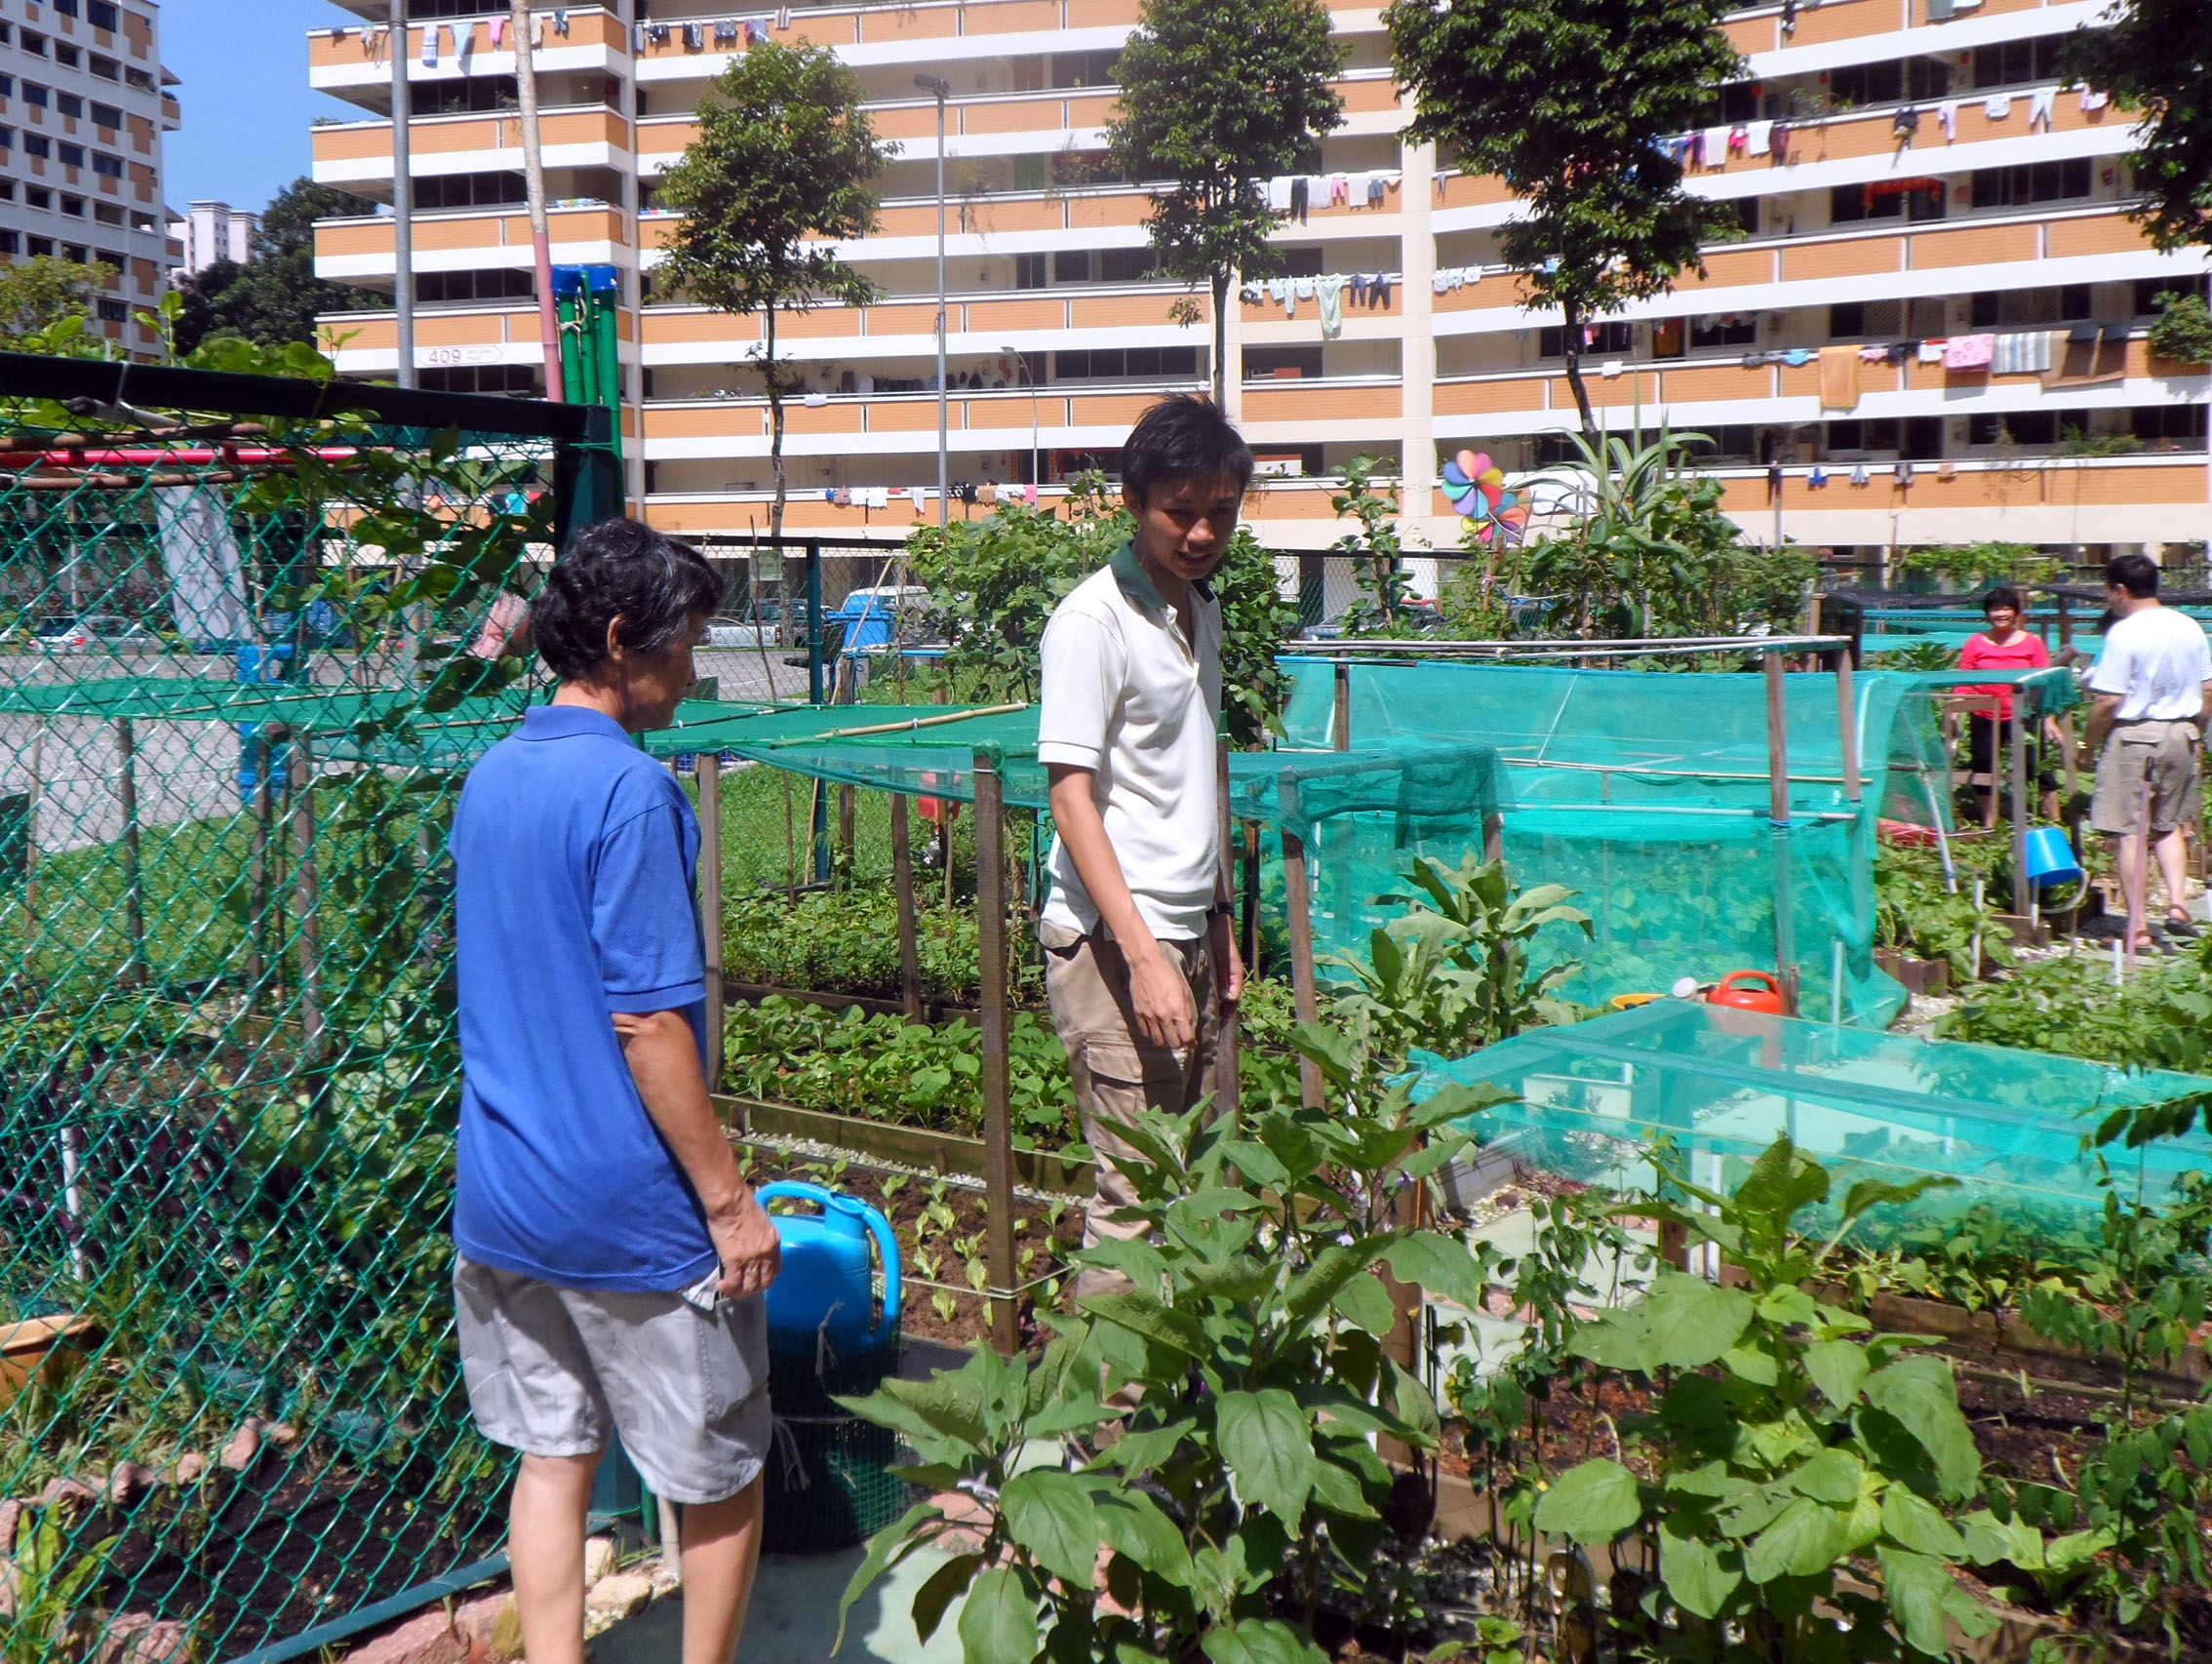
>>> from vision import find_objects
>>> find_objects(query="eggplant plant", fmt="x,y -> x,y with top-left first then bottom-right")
834,1022 -> 1517,1663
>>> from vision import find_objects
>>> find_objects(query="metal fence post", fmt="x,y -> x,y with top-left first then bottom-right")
972,748 -> 1019,1356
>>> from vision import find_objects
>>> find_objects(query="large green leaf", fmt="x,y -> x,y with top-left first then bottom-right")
1001,1469 -> 1104,1587
1573,1271 -> 1751,1371
1744,1497 -> 1851,1583
1880,1487 -> 1965,1558
1285,1241 -> 1388,1322
834,1501 -> 944,1654
1217,1388 -> 1318,1520
1862,1357 -> 1980,1497
1959,1509 -> 2044,1571
908,1552 -> 982,1644
957,1566 -> 1039,1664
837,1373 -> 988,1451
1384,1230 -> 1493,1311
1658,1516 -> 1741,1619
1095,1488 -> 1194,1586
1533,1459 -> 1640,1544
1202,1619 -> 1330,1664
1786,1447 -> 1865,1506
1078,1290 -> 1210,1357
1802,1337 -> 1870,1409
1330,1269 -> 1397,1336
1877,1547 -> 1955,1658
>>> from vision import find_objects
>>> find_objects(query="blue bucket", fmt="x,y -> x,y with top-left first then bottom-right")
2023,825 -> 2084,889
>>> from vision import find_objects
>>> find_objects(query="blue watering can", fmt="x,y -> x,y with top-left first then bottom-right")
2022,825 -> 2085,890
754,1182 -> 901,1356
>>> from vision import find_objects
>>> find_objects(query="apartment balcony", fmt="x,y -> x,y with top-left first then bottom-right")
314,203 -> 631,281
309,8 -> 629,99
641,474 -> 1351,539
640,286 -> 1205,364
631,0 -> 1142,67
313,105 -> 632,186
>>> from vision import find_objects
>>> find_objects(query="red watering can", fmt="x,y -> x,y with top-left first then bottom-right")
1706,970 -> 1787,1015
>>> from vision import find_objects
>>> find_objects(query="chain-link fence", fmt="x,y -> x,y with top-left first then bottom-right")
0,353 -> 603,1664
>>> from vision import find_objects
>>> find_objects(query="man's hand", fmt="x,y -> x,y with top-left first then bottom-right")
708,1190 -> 782,1299
1209,908 -> 1244,1007
1127,939 -> 1199,1050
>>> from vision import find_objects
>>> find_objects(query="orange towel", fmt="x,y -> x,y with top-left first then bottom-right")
1818,344 -> 1861,410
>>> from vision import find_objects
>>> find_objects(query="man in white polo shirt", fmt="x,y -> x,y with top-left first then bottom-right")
2082,551 -> 2212,953
1036,396 -> 1249,1293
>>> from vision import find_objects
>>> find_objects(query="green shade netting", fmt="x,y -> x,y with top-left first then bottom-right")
1407,1001 -> 2212,1228
1278,659 -> 1958,1024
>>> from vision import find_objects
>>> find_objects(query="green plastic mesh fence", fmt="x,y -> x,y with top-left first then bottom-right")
0,358 -> 595,1664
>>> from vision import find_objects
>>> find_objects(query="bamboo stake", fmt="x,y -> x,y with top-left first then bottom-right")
1240,818 -> 1260,976
1832,650 -> 1861,806
293,733 -> 324,1059
972,750 -> 1019,1356
1213,736 -> 1240,1126
117,717 -> 144,986
890,793 -> 924,1021
1332,661 -> 1352,752
765,701 -> 1029,746
1763,654 -> 1797,1014
2008,712 -> 2031,920
697,751 -> 725,1091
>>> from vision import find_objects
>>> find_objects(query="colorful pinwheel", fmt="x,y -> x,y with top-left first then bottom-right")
1440,449 -> 1530,542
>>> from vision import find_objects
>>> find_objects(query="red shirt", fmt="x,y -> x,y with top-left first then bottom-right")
1957,630 -> 2049,721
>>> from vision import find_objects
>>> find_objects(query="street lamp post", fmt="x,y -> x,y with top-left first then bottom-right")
390,0 -> 415,388
1002,342 -> 1039,492
916,74 -> 950,528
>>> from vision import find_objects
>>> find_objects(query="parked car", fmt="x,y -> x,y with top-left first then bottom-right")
37,615 -> 161,653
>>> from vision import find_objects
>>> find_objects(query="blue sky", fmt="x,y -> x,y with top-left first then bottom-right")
163,0 -> 359,213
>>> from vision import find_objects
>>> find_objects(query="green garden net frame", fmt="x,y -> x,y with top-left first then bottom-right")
1406,1000 -> 2212,1232
0,354 -> 608,1664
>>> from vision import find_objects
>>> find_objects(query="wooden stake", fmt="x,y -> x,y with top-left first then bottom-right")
1832,649 -> 1860,806
972,750 -> 1018,1356
1332,660 -> 1352,752
1240,818 -> 1260,976
1280,780 -> 1324,1109
117,717 -> 144,987
2008,712 -> 2031,919
890,792 -> 924,1021
247,729 -> 271,1000
20,721 -> 42,986
698,751 -> 725,1091
292,732 -> 324,1059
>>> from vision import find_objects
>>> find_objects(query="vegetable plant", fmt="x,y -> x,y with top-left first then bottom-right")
1533,1137 -> 2061,1660
835,1020 -> 1517,1662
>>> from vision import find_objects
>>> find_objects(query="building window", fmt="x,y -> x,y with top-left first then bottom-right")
0,76 -> 13,97
55,45 -> 80,68
88,1 -> 119,28
1013,252 -> 1046,288
1969,284 -> 2091,328
1969,159 -> 2093,211
61,243 -> 87,263
0,24 -> 14,45
26,236 -> 53,256
2133,404 -> 2209,446
97,246 -> 124,272
0,180 -> 15,200
90,101 -> 120,128
57,93 -> 83,118
22,84 -> 47,107
59,143 -> 85,167
0,128 -> 13,152
413,170 -> 526,210
97,297 -> 127,323
1538,320 -> 1635,356
1047,49 -> 1119,89
60,193 -> 83,216
23,133 -> 51,158
1690,314 -> 1758,348
21,32 -> 48,57
1973,36 -> 2063,90
92,200 -> 120,223
415,267 -> 537,304
1831,178 -> 1946,222
90,55 -> 118,81
25,186 -> 50,208
0,231 -> 17,255
1052,346 -> 1199,380
53,1 -> 79,19
90,152 -> 121,178
1097,246 -> 1153,283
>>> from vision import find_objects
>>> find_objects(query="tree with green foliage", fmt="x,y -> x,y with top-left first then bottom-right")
0,255 -> 116,338
2148,289 -> 2212,365
1387,0 -> 1744,434
2066,1 -> 2212,253
173,178 -> 384,355
1103,0 -> 1346,403
654,40 -> 891,540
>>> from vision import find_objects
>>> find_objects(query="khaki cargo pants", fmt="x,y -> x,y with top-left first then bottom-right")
1039,919 -> 1218,1299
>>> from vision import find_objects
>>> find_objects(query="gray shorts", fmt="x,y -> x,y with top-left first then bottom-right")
454,1256 -> 771,1505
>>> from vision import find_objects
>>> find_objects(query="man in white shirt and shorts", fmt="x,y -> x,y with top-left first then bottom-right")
1036,396 -> 1247,1294
2081,552 -> 2212,953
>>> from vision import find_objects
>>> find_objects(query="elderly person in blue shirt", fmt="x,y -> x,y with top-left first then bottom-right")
450,519 -> 779,1664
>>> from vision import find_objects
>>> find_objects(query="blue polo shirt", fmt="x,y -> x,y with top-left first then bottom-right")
451,703 -> 716,1292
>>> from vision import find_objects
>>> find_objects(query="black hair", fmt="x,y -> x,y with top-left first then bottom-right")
1982,585 -> 2024,616
532,517 -> 724,682
1121,394 -> 1254,506
2106,552 -> 2160,600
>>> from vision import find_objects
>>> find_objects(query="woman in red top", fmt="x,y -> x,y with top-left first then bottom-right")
1957,586 -> 2063,827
